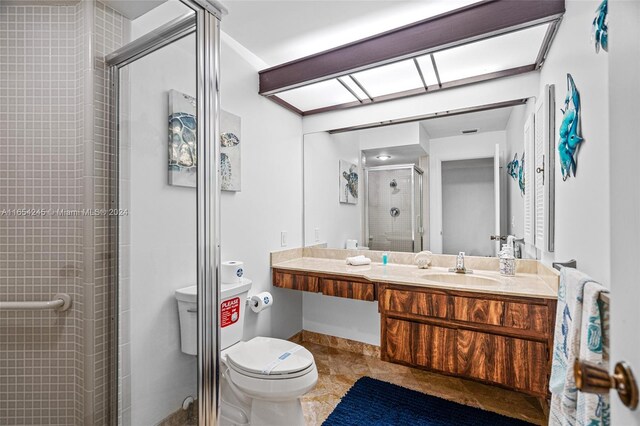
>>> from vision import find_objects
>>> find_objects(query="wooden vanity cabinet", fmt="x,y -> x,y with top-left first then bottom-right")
273,270 -> 319,292
384,318 -> 457,374
272,268 -> 557,397
272,269 -> 375,301
379,283 -> 556,397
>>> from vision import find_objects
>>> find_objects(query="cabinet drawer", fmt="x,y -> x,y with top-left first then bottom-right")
384,318 -> 456,373
380,288 -> 447,319
273,271 -> 319,292
452,296 -> 504,326
321,279 -> 374,301
457,329 -> 548,395
504,302 -> 550,336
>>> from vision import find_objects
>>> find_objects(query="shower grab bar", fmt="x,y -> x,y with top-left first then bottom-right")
0,293 -> 72,312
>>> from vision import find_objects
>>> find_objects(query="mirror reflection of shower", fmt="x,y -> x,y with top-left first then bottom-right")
365,165 -> 424,253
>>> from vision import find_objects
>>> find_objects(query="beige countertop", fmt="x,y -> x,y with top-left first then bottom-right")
271,257 -> 558,299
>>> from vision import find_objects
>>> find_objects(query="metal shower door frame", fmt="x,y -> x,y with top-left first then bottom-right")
106,1 -> 224,424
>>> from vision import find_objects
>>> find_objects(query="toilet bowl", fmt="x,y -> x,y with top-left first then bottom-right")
175,279 -> 317,425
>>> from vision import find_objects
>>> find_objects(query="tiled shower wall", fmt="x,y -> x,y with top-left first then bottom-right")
367,168 -> 416,252
0,2 -> 128,424
0,5 -> 82,424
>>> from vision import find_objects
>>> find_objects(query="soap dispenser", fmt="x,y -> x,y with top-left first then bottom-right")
499,244 -> 516,277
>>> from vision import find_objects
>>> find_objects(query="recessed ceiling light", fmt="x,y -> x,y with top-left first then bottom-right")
376,155 -> 391,160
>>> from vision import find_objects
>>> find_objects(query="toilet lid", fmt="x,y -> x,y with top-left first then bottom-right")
226,337 -> 314,377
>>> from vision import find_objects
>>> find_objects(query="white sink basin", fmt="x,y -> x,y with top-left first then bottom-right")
422,273 -> 500,287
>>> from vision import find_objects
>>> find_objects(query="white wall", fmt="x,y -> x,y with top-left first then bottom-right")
219,33 -> 305,342
304,132 -> 361,248
536,0 -> 610,284
125,3 -> 304,423
358,122 -> 420,150
130,0 -> 190,39
442,158 -> 495,256
419,126 -> 431,249
302,293 -> 380,345
429,131 -> 507,253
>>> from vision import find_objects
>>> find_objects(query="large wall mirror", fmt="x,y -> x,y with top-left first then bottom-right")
303,97 -> 554,260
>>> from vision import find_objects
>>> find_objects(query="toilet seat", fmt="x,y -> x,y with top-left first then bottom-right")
225,336 -> 315,380
222,337 -> 318,403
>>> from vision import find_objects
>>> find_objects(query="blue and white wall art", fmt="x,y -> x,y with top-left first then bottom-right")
220,110 -> 242,192
168,90 -> 197,187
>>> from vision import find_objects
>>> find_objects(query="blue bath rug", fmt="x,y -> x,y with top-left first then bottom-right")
322,376 -> 533,426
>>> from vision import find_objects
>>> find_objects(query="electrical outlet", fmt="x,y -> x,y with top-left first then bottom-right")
511,215 -> 516,228
314,228 -> 320,242
281,231 -> 287,247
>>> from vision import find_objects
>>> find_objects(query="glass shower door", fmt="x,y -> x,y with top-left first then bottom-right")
108,3 -> 223,424
366,167 -> 415,252
116,30 -> 199,425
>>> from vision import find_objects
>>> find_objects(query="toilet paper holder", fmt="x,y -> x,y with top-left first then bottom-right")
247,292 -> 273,313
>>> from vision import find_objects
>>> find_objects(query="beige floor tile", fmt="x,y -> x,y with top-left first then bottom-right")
300,341 -> 546,426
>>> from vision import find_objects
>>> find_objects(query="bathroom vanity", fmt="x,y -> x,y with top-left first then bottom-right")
271,251 -> 558,398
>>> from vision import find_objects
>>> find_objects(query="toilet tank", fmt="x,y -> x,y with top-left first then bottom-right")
175,278 -> 252,355
220,278 -> 252,350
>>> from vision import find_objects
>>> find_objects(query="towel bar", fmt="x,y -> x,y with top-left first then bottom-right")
552,259 -> 610,305
0,293 -> 72,312
552,259 -> 577,270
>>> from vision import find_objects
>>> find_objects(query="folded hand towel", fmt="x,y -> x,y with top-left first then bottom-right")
346,255 -> 371,266
549,267 -> 610,426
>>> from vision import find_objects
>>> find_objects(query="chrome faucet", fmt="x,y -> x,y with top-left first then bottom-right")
449,251 -> 473,274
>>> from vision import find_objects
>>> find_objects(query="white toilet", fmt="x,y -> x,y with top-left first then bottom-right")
175,279 -> 318,426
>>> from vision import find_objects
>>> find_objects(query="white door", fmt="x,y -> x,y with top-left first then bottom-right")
609,0 -> 640,423
493,144 -> 501,256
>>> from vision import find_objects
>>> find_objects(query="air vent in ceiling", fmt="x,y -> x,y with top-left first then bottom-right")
462,129 -> 478,134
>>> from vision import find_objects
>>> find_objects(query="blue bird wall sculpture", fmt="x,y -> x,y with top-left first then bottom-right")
506,153 -> 519,180
518,152 -> 525,196
592,0 -> 608,53
558,74 -> 583,181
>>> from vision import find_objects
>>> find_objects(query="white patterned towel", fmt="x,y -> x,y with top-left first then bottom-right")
549,267 -> 610,426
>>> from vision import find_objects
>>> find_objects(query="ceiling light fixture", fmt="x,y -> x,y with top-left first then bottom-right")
377,155 -> 392,160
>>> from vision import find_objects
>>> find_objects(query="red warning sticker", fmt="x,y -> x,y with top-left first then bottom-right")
221,297 -> 240,328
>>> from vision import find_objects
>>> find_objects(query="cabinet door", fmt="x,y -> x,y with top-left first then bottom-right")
503,302 -> 550,336
452,296 -> 504,326
273,270 -> 319,292
321,279 -> 374,301
380,288 -> 447,319
384,318 -> 456,373
457,329 -> 548,395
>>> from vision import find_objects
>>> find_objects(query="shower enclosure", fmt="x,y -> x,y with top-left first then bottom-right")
365,165 -> 424,253
0,1 -> 224,425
